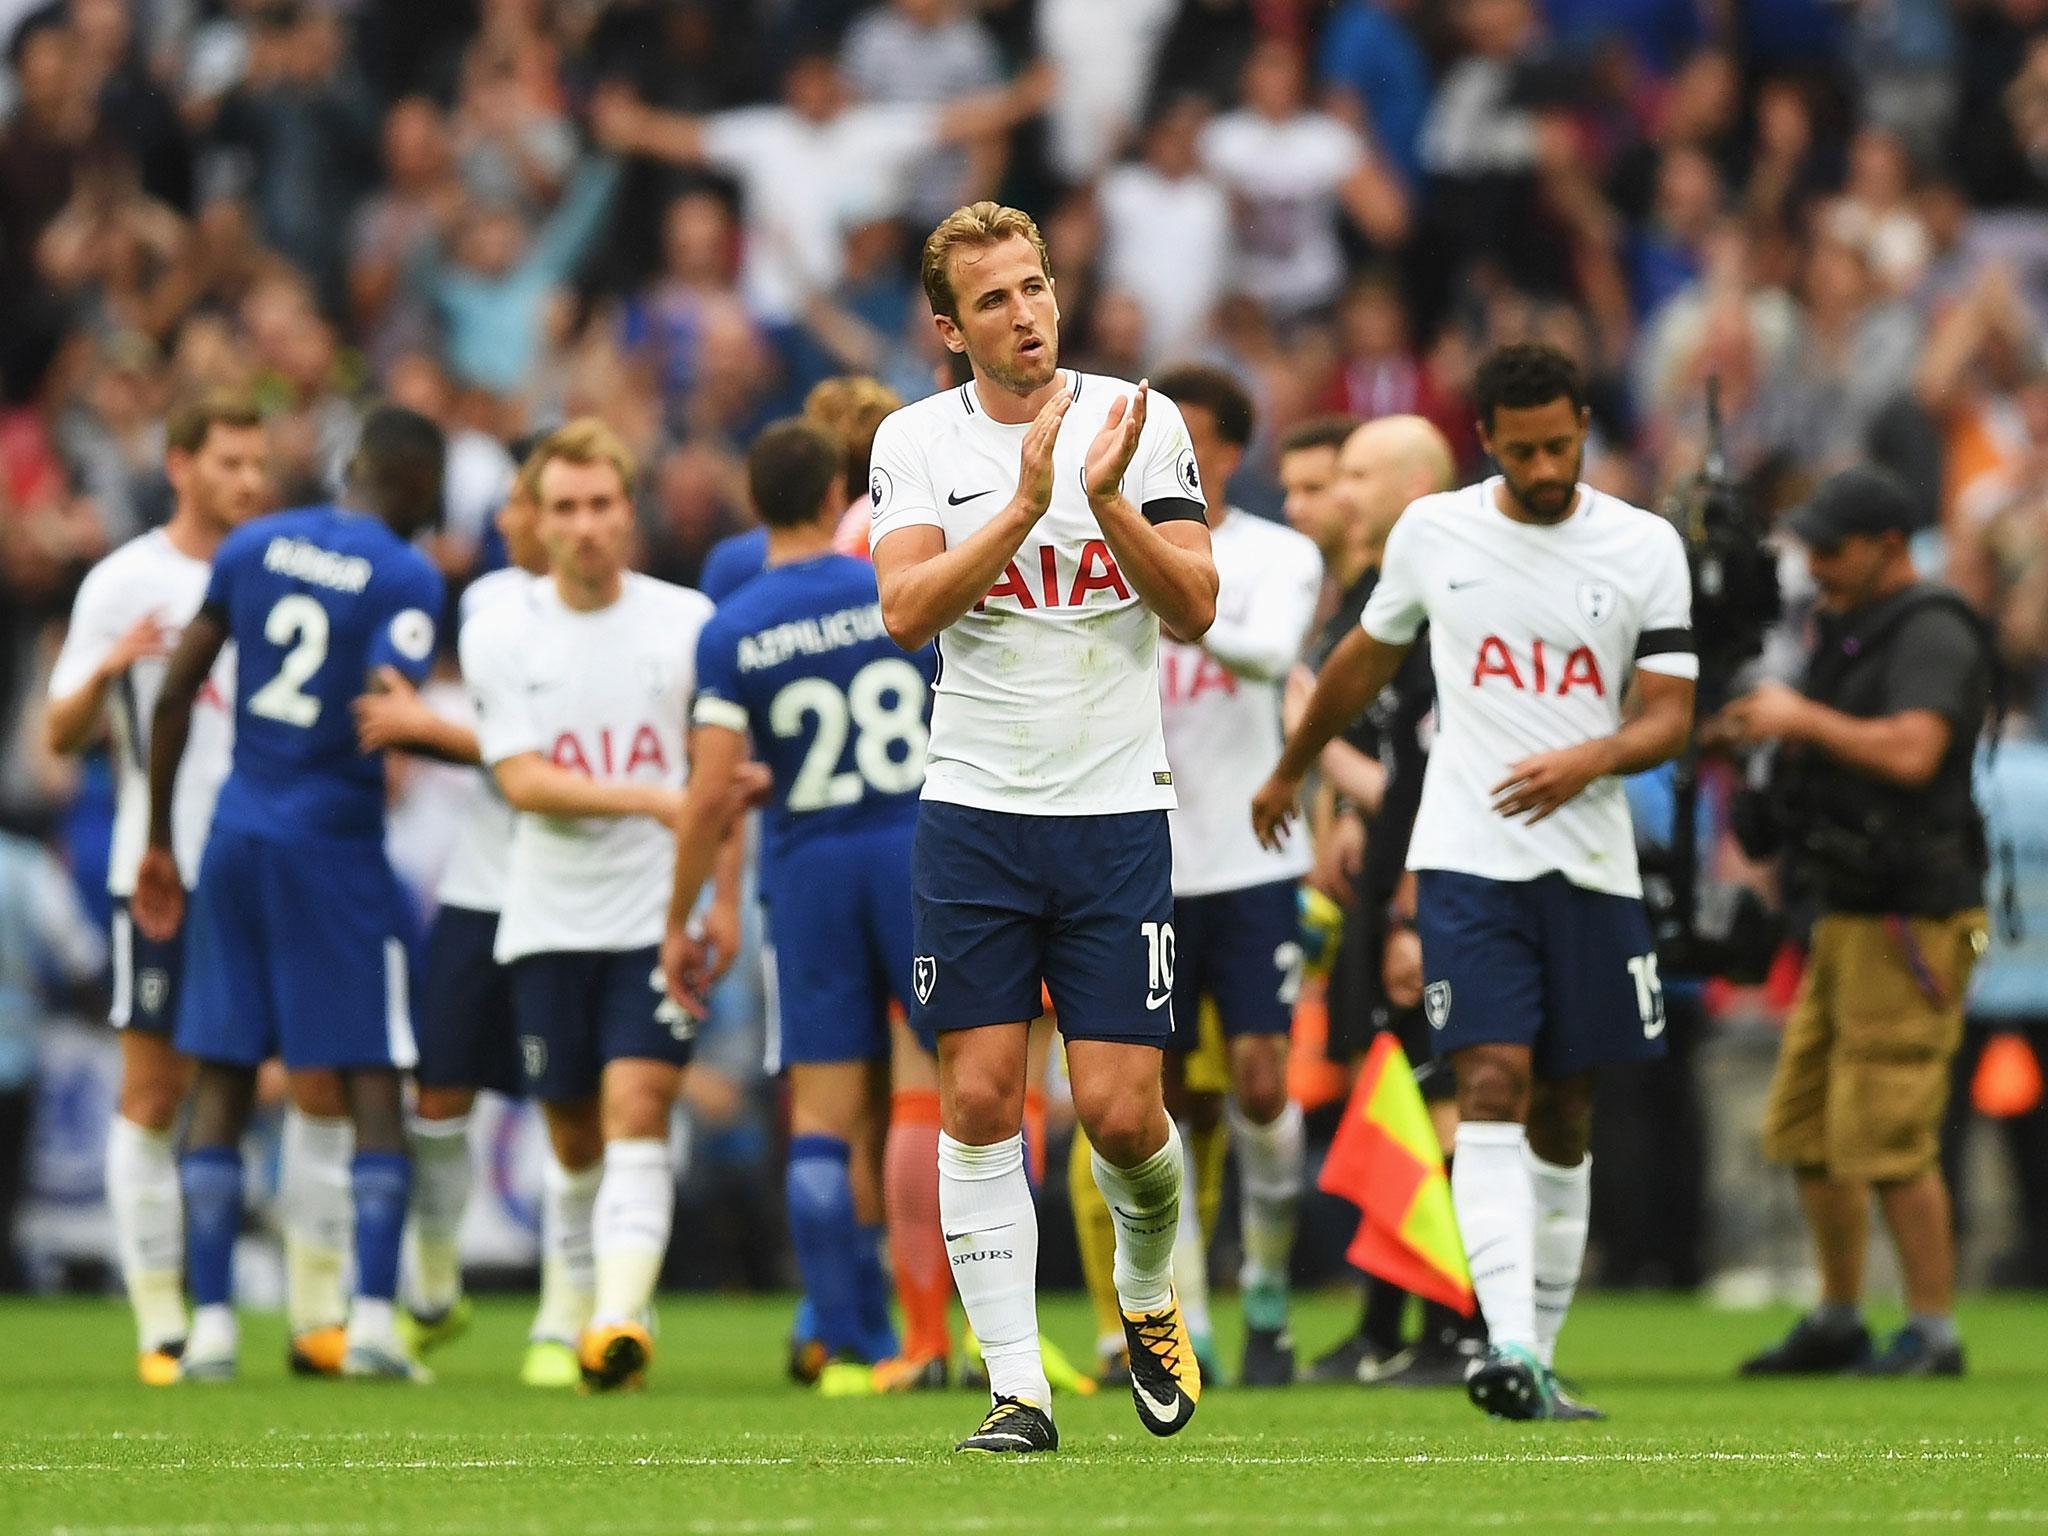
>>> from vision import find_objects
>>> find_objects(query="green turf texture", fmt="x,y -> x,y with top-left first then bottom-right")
6,1293 -> 2045,1535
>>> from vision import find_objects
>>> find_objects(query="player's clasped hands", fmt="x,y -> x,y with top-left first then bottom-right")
351,666 -> 433,752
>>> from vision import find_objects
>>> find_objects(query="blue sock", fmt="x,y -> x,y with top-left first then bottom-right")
854,1224 -> 899,1362
352,1151 -> 411,1303
786,1135 -> 864,1358
180,1145 -> 242,1308
792,1295 -> 818,1347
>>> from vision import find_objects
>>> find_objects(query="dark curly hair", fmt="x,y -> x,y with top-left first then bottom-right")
1471,342 -> 1586,432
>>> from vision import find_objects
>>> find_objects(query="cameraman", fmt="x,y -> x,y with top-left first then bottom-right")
1711,466 -> 1992,1378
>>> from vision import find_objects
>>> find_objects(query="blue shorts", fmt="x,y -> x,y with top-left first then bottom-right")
1414,869 -> 1667,1080
1168,879 -> 1301,1050
911,803 -> 1175,1046
415,904 -> 523,1096
177,826 -> 420,1073
509,946 -> 692,1103
111,897 -> 184,1037
761,819 -> 922,1072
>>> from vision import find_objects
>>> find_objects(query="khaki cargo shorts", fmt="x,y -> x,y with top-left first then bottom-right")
1761,909 -> 1986,1183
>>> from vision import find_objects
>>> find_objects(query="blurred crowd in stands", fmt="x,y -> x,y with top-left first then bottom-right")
6,0 -> 2048,1295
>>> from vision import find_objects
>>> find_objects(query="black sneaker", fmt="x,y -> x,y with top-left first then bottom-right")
1542,1368 -> 1607,1421
1378,1339 -> 1480,1389
956,1395 -> 1058,1454
1307,1333 -> 1410,1385
1853,1324 -> 1965,1378
1466,1343 -> 1547,1421
1119,1295 -> 1201,1437
1240,1325 -> 1296,1387
1739,1313 -> 1874,1376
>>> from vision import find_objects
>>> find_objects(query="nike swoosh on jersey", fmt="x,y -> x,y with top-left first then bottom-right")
947,488 -> 997,505
1447,577 -> 1485,590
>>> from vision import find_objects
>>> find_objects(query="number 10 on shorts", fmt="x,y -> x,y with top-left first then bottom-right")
1142,920 -> 1176,1010
1627,952 -> 1666,1039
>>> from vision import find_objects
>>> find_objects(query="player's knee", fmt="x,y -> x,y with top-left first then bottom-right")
1076,1090 -> 1164,1168
414,1085 -> 476,1123
1232,1041 -> 1289,1123
291,1069 -> 348,1119
1454,1053 -> 1529,1123
943,1073 -> 1018,1145
544,1103 -> 604,1171
118,1074 -> 186,1134
342,1070 -> 406,1153
1526,1085 -> 1593,1165
185,1066 -> 255,1149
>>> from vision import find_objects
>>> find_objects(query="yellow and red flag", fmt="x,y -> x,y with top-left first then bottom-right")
1317,1033 -> 1474,1315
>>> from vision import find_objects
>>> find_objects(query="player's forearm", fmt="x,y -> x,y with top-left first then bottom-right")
1589,696 -> 1694,780
145,697 -> 192,850
388,715 -> 482,766
1276,627 -> 1406,782
44,676 -> 112,757
710,811 -> 746,915
877,503 -> 1040,649
1317,737 -> 1387,814
494,756 -> 679,821
1089,496 -> 1216,641
1202,608 -> 1308,683
665,784 -> 729,933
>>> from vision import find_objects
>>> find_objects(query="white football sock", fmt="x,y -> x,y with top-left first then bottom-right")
281,1111 -> 353,1334
1453,1121 -> 1537,1353
404,1114 -> 472,1317
533,1154 -> 600,1344
1527,1147 -> 1591,1370
592,1139 -> 672,1327
1230,1099 -> 1304,1298
105,1116 -> 188,1352
1168,1118 -> 1211,1337
938,1132 -> 1047,1409
347,1295 -> 399,1351
187,1302 -> 238,1364
1091,1118 -> 1182,1316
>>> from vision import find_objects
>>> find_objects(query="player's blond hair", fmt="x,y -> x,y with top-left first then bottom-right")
803,375 -> 903,493
920,202 -> 1052,322
523,417 -> 637,502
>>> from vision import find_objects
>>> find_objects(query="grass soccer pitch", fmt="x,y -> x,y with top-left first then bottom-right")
6,1294 -> 2047,1536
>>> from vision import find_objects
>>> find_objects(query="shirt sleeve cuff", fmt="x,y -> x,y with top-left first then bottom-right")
692,696 -> 749,732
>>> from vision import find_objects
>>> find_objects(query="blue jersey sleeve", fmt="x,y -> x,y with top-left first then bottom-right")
691,615 -> 749,735
366,556 -> 447,685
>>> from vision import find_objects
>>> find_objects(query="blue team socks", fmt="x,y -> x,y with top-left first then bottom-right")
786,1135 -> 865,1358
180,1146 -> 243,1308
853,1224 -> 900,1363
351,1151 -> 412,1302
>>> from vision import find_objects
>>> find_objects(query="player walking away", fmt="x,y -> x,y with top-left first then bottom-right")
44,393 -> 264,1385
663,418 -> 938,1390
1147,364 -> 1323,1387
136,405 -> 450,1382
1253,344 -> 1697,1421
867,202 -> 1218,1454
460,420 -> 738,1394
1308,415 -> 1483,1389
352,457 -> 598,1388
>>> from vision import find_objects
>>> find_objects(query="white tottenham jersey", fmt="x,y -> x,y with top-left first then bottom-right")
1362,479 -> 1697,898
436,567 -> 535,914
462,573 -> 713,961
48,530 -> 237,894
867,370 -> 1202,815
1160,508 -> 1323,895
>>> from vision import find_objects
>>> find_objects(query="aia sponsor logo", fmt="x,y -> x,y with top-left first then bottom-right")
1159,648 -> 1238,704
1470,636 -> 1605,697
976,540 -> 1131,612
550,725 -> 670,777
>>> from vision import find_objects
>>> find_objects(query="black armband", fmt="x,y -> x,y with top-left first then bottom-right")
1141,496 -> 1208,527
1636,627 -> 1695,660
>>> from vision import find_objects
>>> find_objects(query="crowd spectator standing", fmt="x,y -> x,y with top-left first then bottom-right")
6,0 -> 2048,1302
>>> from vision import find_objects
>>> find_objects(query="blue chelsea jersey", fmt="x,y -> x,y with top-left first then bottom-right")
204,505 -> 446,842
692,554 -> 933,859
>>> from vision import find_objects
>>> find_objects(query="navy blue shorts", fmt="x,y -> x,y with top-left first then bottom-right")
111,897 -> 184,1037
761,818 -> 922,1071
415,904 -> 523,1096
1168,879 -> 1301,1050
911,803 -> 1175,1045
509,946 -> 693,1102
1415,869 -> 1666,1080
177,827 -> 419,1072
